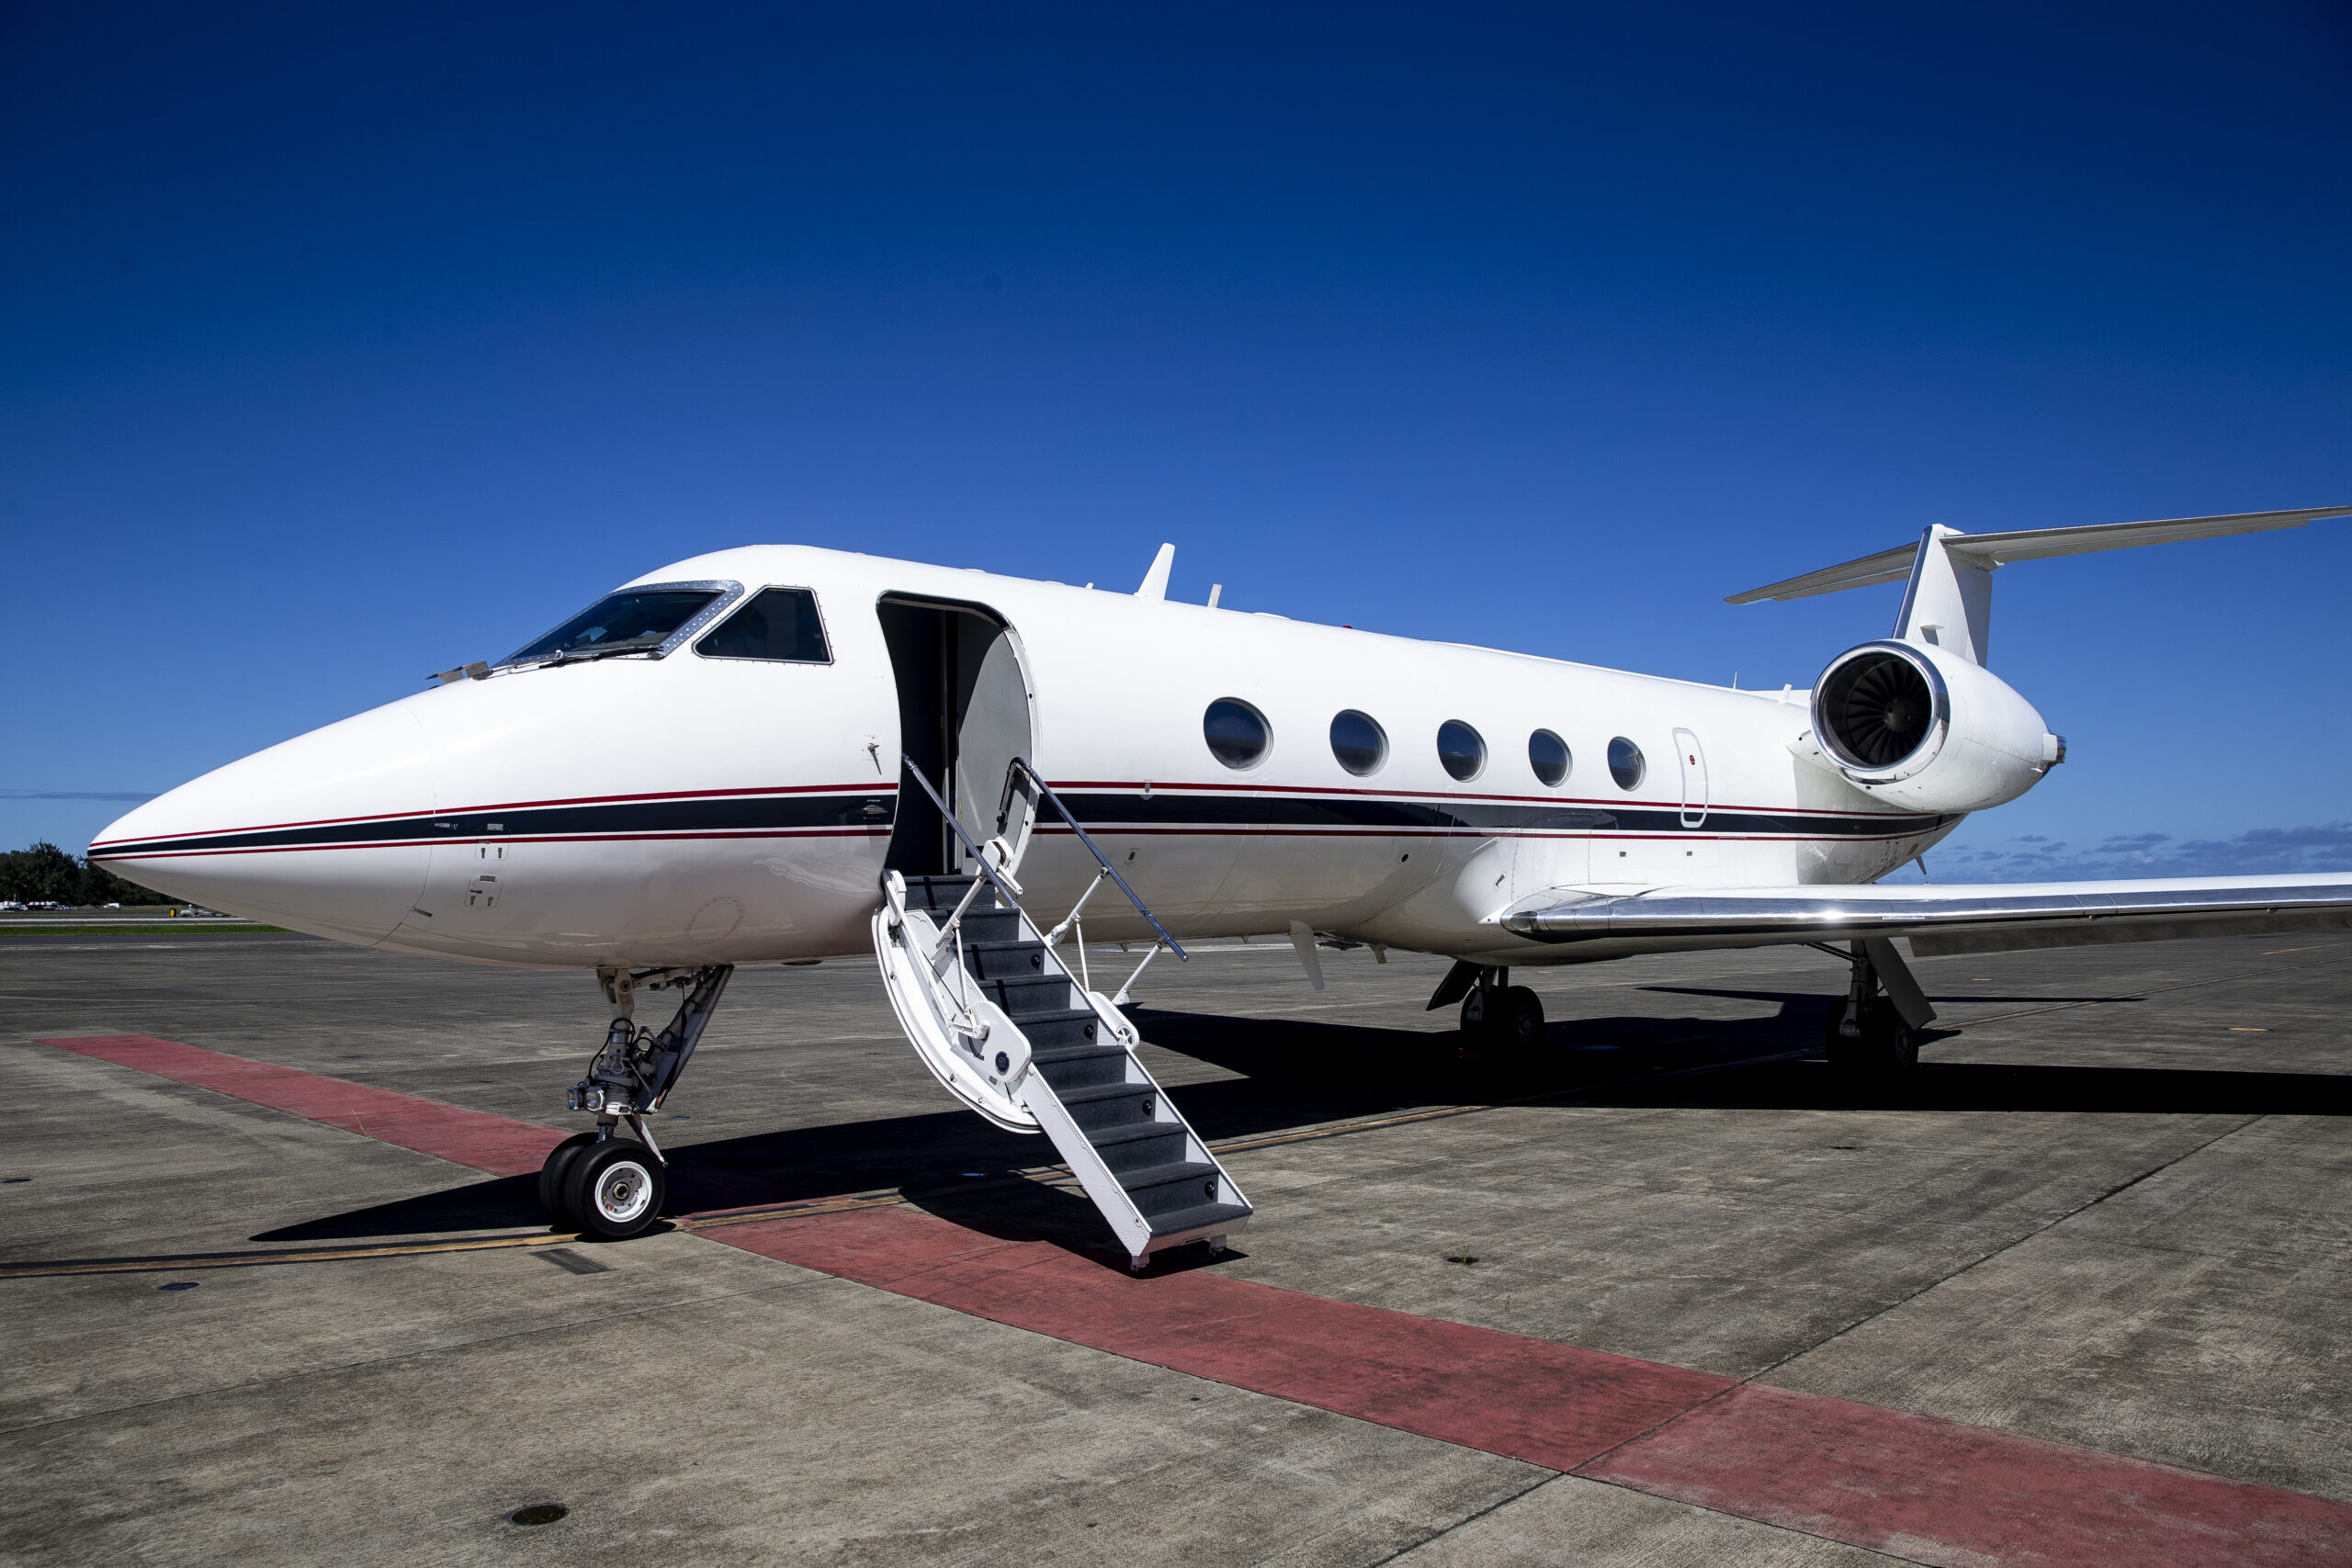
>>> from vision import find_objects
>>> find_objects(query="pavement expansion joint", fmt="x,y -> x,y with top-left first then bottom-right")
1357,1472 -> 1566,1568
1751,1113 -> 2268,1372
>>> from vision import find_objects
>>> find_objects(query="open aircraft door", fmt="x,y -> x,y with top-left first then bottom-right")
876,595 -> 1039,878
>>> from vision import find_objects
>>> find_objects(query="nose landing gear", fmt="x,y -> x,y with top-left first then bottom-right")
540,964 -> 732,1238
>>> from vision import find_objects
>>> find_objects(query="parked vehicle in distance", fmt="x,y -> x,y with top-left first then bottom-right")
0,900 -> 23,911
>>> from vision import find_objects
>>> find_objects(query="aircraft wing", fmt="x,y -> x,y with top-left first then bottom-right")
1500,873 -> 2352,956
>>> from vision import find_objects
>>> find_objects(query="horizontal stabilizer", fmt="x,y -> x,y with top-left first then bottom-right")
1727,504 -> 2350,605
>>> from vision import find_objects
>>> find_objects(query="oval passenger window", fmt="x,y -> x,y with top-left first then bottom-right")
1204,698 -> 1272,770
1329,710 -> 1387,776
1608,737 -> 1645,791
1437,720 -> 1487,782
1529,729 -> 1570,787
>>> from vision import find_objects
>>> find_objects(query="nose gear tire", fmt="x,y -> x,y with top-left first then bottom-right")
538,1132 -> 601,1225
563,1139 -> 667,1240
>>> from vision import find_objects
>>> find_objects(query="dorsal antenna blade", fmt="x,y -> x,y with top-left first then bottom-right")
1136,543 -> 1174,601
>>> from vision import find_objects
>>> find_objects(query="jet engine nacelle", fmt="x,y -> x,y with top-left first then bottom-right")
1809,639 -> 2063,814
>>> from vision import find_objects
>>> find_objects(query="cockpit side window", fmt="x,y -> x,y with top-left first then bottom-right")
696,587 -> 831,663
507,589 -> 722,663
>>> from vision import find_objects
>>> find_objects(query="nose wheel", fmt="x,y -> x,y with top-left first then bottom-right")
539,1134 -> 669,1239
569,1139 -> 667,1238
538,1132 -> 600,1224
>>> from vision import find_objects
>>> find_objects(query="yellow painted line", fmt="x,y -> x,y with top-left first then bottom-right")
680,1192 -> 916,1232
0,1231 -> 581,1280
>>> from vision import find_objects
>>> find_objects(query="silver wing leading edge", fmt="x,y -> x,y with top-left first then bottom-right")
1501,874 -> 2352,958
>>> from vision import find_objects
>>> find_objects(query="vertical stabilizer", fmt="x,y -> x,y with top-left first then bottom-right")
1891,526 -> 1994,666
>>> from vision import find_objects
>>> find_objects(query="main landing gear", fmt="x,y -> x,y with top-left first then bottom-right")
539,964 -> 733,1239
1429,963 -> 1544,1057
1823,938 -> 1936,1080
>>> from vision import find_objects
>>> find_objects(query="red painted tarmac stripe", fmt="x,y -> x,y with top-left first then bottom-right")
37,1034 -> 560,1179
712,1203 -> 1728,1469
1580,1381 -> 2352,1567
712,1205 -> 2352,1568
42,1033 -> 2352,1563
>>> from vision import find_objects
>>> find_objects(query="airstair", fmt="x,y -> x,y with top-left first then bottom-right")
872,761 -> 1251,1270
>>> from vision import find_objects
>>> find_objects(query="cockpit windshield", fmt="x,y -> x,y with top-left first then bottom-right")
506,589 -> 721,664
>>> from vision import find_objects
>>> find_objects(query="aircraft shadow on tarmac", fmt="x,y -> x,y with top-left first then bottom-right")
1642,985 -> 2118,1006
253,991 -> 2347,1249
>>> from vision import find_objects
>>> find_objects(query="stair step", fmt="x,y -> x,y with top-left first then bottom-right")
1119,1159 -> 1231,1217
1029,1043 -> 1132,1091
1018,1010 -> 1102,1050
1144,1200 -> 1254,1242
1087,1122 -> 1190,1173
962,940 -> 1047,980
1095,1133 -> 1185,1170
1085,1119 -> 1184,1147
901,875 -> 979,914
956,910 -> 1024,946
1029,1042 -> 1123,1063
978,974 -> 1078,1019
1055,1080 -> 1158,1133
1055,1080 -> 1158,1108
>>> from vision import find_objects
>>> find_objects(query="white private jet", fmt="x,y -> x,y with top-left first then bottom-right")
92,505 -> 2352,1264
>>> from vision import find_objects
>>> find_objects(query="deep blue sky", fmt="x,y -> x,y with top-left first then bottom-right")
5,3 -> 2347,878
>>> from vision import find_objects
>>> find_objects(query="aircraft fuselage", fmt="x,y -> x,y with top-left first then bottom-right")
94,545 -> 1962,969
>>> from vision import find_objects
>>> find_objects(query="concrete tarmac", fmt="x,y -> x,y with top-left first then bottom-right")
4,930 -> 2348,1564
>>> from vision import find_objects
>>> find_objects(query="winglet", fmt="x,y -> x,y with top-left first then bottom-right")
1136,543 -> 1174,601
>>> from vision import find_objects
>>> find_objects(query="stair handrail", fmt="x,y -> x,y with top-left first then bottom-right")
996,757 -> 1186,962
897,761 -> 1031,936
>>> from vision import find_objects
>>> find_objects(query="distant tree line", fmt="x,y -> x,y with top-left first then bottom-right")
0,842 -> 171,906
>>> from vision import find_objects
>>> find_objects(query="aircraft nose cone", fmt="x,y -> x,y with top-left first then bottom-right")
92,700 -> 437,945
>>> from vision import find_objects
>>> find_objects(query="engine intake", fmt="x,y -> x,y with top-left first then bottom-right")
1809,640 -> 2059,814
1819,649 -> 1939,769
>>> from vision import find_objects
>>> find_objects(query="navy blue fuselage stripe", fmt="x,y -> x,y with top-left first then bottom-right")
1049,792 -> 1953,840
94,788 -> 1951,859
94,792 -> 899,857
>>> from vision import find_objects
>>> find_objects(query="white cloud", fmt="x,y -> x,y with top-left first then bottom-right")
1928,823 -> 2352,881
